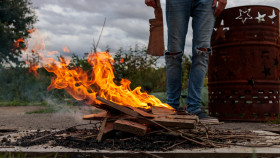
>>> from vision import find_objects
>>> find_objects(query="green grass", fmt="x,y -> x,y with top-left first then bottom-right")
0,100 -> 48,107
25,106 -> 61,114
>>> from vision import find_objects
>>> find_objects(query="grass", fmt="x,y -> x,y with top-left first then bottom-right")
0,100 -> 48,107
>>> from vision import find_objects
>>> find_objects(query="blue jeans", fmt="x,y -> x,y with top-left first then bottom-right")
165,0 -> 215,114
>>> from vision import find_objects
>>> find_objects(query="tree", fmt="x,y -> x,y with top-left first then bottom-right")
0,0 -> 37,66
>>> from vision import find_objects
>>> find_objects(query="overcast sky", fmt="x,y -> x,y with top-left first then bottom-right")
31,0 -> 280,57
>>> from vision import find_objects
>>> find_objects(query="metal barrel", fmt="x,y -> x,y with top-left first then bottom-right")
209,5 -> 280,121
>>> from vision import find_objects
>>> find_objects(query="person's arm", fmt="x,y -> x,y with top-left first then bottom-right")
145,0 -> 157,8
212,0 -> 227,17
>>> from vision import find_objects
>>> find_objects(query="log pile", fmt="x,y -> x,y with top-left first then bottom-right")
83,96 -> 198,142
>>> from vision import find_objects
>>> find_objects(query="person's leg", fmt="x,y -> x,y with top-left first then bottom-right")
165,0 -> 193,110
186,0 -> 215,114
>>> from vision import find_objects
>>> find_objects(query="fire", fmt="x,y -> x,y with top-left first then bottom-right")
16,30 -> 173,110
62,46 -> 70,53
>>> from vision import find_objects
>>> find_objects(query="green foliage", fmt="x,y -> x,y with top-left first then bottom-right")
68,54 -> 91,71
0,0 -> 37,65
0,66 -> 72,105
0,100 -> 47,106
182,54 -> 192,89
112,46 -> 163,92
0,152 -> 27,158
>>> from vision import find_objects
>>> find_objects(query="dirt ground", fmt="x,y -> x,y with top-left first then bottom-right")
0,106 -> 91,131
0,106 -> 280,133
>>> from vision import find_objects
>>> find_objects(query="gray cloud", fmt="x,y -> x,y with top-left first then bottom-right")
31,0 -> 280,57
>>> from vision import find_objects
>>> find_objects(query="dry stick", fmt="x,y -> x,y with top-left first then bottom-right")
165,140 -> 188,150
29,122 -> 96,143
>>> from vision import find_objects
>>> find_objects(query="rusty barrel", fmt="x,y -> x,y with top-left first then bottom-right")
209,5 -> 280,121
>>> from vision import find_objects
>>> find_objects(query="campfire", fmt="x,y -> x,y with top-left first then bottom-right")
15,29 -> 198,142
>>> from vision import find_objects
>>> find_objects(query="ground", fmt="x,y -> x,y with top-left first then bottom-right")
0,106 -> 279,132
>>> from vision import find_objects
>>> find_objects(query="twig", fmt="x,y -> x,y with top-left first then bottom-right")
165,140 -> 188,150
180,133 -> 209,147
29,123 -> 95,143
92,17 -> 106,52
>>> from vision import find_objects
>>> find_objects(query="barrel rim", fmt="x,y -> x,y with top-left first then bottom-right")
225,5 -> 280,12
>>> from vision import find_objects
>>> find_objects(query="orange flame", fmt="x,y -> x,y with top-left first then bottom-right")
17,30 -> 173,110
62,46 -> 70,53
120,58 -> 124,64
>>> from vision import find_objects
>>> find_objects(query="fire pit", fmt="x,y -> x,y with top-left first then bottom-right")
209,5 -> 280,121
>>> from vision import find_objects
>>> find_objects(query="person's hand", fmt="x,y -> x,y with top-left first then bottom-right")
145,0 -> 157,8
212,0 -> 227,17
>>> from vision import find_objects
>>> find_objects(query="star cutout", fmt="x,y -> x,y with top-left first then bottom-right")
262,66 -> 271,77
213,20 -> 229,41
247,78 -> 255,87
268,10 -> 277,24
236,8 -> 253,24
256,12 -> 266,23
274,57 -> 279,66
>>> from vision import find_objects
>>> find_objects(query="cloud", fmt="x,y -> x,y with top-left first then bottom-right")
31,0 -> 280,57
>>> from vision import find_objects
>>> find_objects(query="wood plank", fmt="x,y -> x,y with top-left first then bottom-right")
96,96 -> 139,117
152,118 -> 196,129
97,115 -> 108,142
151,106 -> 176,115
104,122 -> 114,134
83,112 -> 108,120
127,106 -> 155,118
113,120 -> 147,136
157,115 -> 199,123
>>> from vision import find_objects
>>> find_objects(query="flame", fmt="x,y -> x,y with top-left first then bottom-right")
16,30 -> 173,110
62,46 -> 70,53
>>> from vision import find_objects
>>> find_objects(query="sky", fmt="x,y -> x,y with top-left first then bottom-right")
31,0 -> 280,57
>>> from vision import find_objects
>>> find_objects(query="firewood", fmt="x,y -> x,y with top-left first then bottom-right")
152,118 -> 196,129
113,120 -> 147,136
151,106 -> 175,115
127,106 -> 155,118
104,122 -> 114,134
96,96 -> 139,117
97,114 -> 108,142
157,115 -> 199,123
83,112 -> 108,120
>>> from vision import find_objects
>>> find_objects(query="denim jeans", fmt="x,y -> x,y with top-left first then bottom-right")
165,0 -> 215,114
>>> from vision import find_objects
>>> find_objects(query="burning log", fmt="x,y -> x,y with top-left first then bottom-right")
84,96 -> 198,140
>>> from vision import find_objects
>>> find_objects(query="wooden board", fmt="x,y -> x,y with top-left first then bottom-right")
151,106 -> 175,115
97,115 -> 108,142
96,96 -> 139,117
127,106 -> 155,118
152,118 -> 196,129
157,115 -> 199,123
83,112 -> 108,120
113,120 -> 147,136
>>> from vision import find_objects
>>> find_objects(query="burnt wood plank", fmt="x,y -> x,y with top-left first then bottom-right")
104,122 -> 114,134
97,114 -> 108,142
96,96 -> 139,117
127,106 -> 155,118
113,120 -> 147,136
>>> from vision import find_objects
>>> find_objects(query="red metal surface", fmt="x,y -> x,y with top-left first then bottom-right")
209,5 -> 280,121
